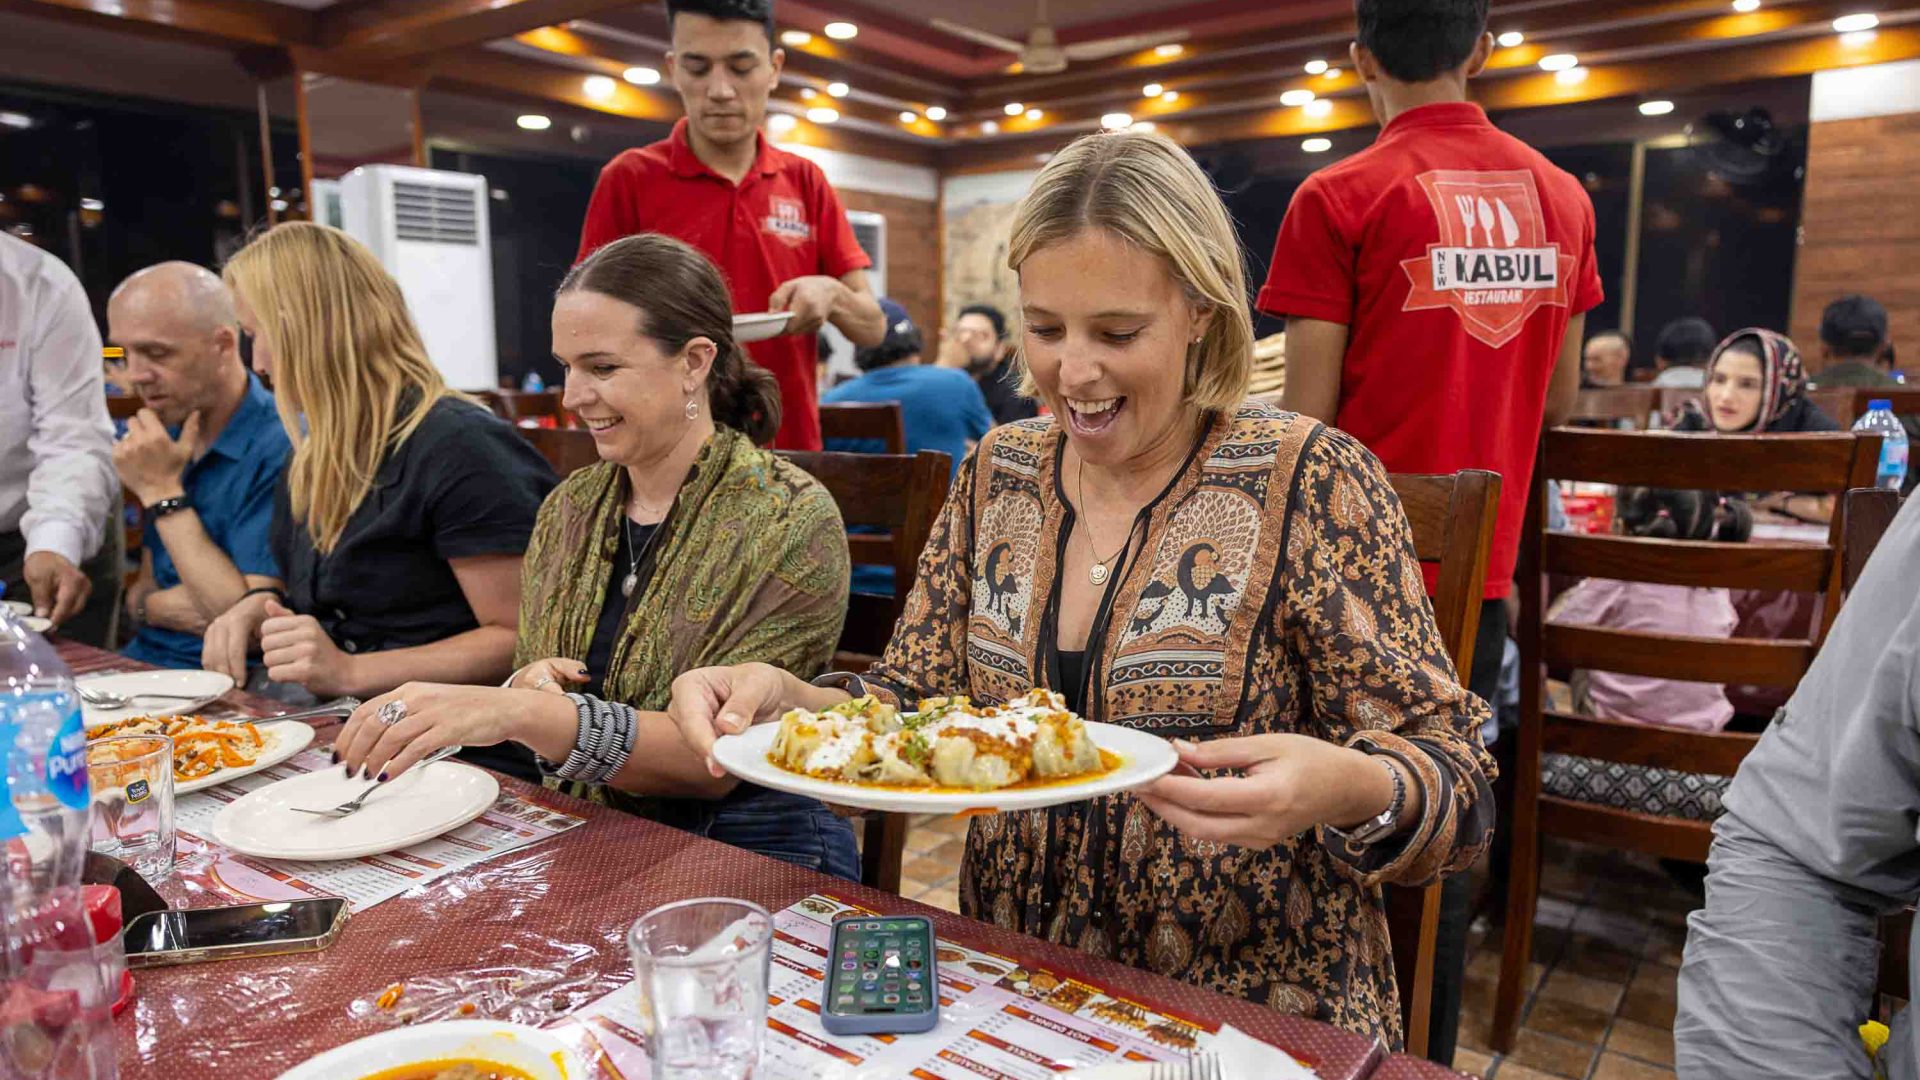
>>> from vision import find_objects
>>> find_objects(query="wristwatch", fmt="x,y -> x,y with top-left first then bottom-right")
1328,754 -> 1407,846
810,671 -> 871,698
146,494 -> 193,520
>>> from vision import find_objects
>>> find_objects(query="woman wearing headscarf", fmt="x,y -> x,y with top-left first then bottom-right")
1675,328 -> 1841,523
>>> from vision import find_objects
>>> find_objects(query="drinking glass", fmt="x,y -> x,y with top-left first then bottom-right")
627,898 -> 772,1080
87,735 -> 176,879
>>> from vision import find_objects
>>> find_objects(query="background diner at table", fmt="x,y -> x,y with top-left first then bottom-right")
3,0 -> 1919,1076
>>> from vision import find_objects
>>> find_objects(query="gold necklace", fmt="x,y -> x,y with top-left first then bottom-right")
1075,457 -> 1131,587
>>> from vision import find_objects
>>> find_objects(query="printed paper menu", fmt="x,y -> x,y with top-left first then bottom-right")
547,893 -> 1319,1079
165,748 -> 586,912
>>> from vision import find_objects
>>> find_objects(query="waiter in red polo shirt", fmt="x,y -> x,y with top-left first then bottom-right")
576,0 -> 885,451
1259,0 -> 1601,1064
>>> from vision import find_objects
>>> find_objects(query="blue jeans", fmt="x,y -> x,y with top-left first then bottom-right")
650,784 -> 861,882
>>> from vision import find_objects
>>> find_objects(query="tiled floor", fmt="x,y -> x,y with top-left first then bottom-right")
890,819 -> 1693,1080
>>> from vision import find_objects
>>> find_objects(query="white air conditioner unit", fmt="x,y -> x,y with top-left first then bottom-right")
821,209 -> 888,384
337,165 -> 498,392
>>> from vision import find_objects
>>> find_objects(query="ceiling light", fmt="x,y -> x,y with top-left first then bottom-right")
1539,53 -> 1578,71
1154,43 -> 1184,57
1302,137 -> 1332,153
1304,98 -> 1333,118
1142,83 -> 1163,97
766,113 -> 798,134
0,111 -> 31,130
1842,29 -> 1878,45
623,66 -> 660,85
1497,30 -> 1524,48
924,105 -> 947,121
1322,67 -> 1342,79
824,21 -> 858,39
828,81 -> 849,97
806,106 -> 840,124
1161,90 -> 1179,103
900,110 -> 918,123
780,29 -> 812,46
1304,59 -> 1328,75
80,198 -> 103,211
982,120 -> 1000,134
1731,0 -> 1759,10
1025,108 -> 1043,120
800,87 -> 817,99
1833,12 -> 1879,32
1639,99 -> 1675,116
1280,89 -> 1316,107
1004,102 -> 1024,115
1131,121 -> 1157,133
1556,66 -> 1589,85
583,75 -> 616,101
1101,111 -> 1132,130
517,114 -> 552,130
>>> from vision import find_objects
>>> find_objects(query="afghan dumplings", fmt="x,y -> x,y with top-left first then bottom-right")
769,690 -> 1107,792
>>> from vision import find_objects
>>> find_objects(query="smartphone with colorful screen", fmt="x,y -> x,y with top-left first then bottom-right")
819,915 -> 940,1035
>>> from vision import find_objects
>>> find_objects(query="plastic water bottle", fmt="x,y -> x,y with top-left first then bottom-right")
0,607 -> 117,1079
521,370 -> 546,393
1853,399 -> 1910,491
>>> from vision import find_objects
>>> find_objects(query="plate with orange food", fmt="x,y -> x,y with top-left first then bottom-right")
87,714 -> 315,795
275,1020 -> 589,1080
711,689 -> 1179,814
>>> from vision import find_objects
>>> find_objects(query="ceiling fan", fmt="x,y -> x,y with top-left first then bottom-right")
931,0 -> 1189,76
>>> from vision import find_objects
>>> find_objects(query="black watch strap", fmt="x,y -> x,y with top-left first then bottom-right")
810,671 -> 870,699
146,494 -> 192,520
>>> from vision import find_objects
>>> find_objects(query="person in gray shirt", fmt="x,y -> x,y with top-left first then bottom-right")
1676,492 -> 1920,1079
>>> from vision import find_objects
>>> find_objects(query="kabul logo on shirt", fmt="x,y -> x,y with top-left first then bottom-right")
1399,169 -> 1574,348
762,196 -> 813,247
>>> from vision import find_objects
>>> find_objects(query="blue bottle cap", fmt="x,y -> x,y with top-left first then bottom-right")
1870,399 -> 1892,410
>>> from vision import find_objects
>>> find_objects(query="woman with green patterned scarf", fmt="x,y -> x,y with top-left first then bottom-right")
335,234 -> 860,879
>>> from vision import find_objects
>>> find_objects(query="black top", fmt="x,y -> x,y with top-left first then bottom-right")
1056,649 -> 1087,715
583,518 -> 659,699
975,356 -> 1039,427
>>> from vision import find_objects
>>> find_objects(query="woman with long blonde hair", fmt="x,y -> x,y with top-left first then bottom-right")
664,130 -> 1493,1044
202,223 -> 555,776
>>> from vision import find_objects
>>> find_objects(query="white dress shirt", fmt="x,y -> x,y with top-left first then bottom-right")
0,233 -> 115,565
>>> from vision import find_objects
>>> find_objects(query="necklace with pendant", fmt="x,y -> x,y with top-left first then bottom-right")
1076,457 -> 1131,587
620,486 -> 672,598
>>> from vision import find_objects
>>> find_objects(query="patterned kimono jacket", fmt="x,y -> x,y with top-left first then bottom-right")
862,402 -> 1495,1045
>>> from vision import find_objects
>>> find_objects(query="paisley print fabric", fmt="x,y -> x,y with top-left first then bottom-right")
862,402 -> 1495,1046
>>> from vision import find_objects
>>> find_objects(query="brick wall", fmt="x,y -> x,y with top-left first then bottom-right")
839,189 -> 940,342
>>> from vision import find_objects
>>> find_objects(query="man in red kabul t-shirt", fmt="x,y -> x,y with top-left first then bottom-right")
576,0 -> 885,451
1258,0 -> 1602,1065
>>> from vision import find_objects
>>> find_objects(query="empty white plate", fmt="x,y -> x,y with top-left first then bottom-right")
276,1020 -> 590,1080
78,669 -> 235,724
210,759 -> 499,861
733,311 -> 794,342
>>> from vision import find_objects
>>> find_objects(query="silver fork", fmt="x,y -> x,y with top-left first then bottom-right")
78,687 -> 213,709
291,744 -> 461,818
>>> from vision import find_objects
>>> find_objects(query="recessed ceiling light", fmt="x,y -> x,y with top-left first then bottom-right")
1731,0 -> 1759,11
1280,89 -> 1316,107
1539,53 -> 1578,71
1304,98 -> 1333,118
1639,99 -> 1676,116
924,105 -> 948,121
1004,102 -> 1024,115
1161,90 -> 1179,103
1025,107 -> 1043,120
1304,59 -> 1329,75
1302,137 -> 1332,153
516,114 -> 552,131
1101,112 -> 1133,130
0,111 -> 32,130
982,120 -> 1000,134
806,106 -> 840,124
1142,83 -> 1163,97
1131,120 -> 1156,132
80,197 -> 104,211
1322,67 -> 1342,79
767,113 -> 798,133
1841,29 -> 1878,45
583,75 -> 616,101
1832,12 -> 1879,32
1153,43 -> 1184,57
623,66 -> 660,85
780,29 -> 813,46
900,110 -> 918,123
800,87 -> 817,99
824,21 -> 858,39
828,81 -> 849,97
1497,31 -> 1524,48
1555,66 -> 1589,85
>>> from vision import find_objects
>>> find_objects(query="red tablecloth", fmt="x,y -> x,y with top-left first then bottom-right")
59,643 -> 1390,1080
1368,1055 -> 1473,1078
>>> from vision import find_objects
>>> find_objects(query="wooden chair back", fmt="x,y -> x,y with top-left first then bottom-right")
1490,429 -> 1882,1052
1845,488 -> 1904,592
1383,470 -> 1501,1059
819,402 -> 907,455
1569,387 -> 1658,430
776,450 -> 952,895
517,427 -> 601,479
1806,387 -> 1859,427
1834,385 -> 1920,424
105,396 -> 145,577
493,390 -> 570,426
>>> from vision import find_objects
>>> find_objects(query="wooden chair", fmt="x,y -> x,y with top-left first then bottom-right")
819,402 -> 907,454
778,449 -> 953,895
517,427 -> 601,479
1835,385 -> 1920,424
105,396 -> 145,576
1569,387 -> 1659,430
493,390 -> 570,427
1806,387 -> 1858,427
1383,470 -> 1502,1059
1490,429 -> 1883,1053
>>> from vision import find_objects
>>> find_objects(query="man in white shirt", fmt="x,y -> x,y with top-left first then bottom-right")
0,233 -> 120,644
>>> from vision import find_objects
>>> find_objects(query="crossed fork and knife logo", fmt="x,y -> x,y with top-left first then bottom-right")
1455,193 -> 1523,248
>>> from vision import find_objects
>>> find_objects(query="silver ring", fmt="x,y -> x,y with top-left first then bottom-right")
529,675 -> 554,691
376,700 -> 407,726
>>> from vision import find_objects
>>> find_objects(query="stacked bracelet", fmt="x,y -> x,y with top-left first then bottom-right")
538,693 -> 637,782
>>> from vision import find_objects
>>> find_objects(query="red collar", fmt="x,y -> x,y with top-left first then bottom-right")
666,118 -> 779,183
1379,101 -> 1492,140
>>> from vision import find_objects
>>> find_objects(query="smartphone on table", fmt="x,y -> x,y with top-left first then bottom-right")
819,915 -> 940,1036
122,897 -> 349,969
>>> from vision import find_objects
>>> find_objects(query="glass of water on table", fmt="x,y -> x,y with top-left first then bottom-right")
87,733 -> 176,879
628,898 -> 772,1080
